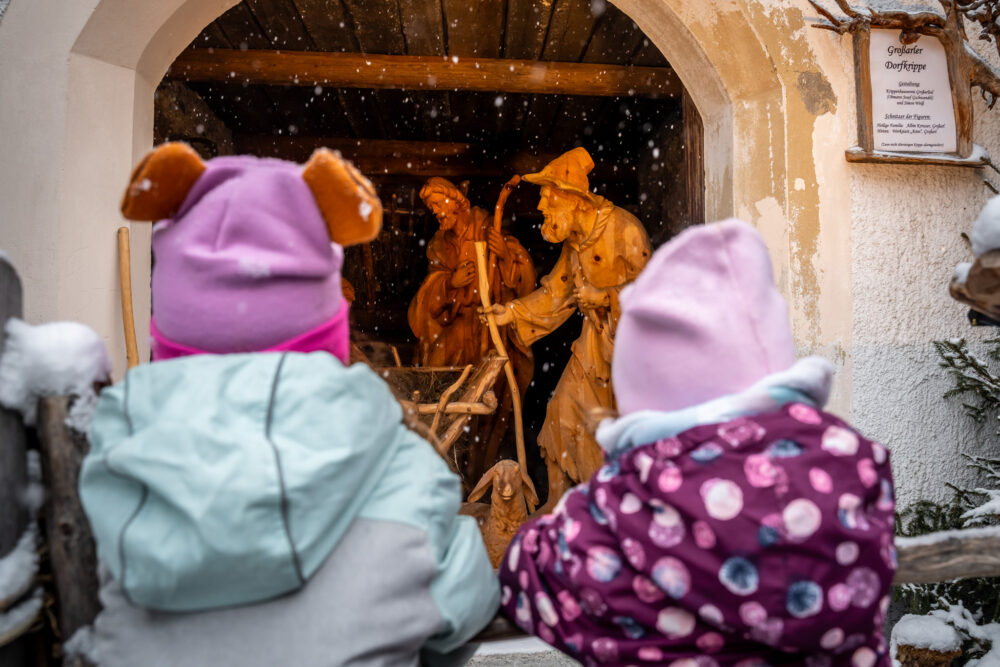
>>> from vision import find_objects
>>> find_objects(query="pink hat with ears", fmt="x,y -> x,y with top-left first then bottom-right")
612,219 -> 796,415
120,143 -> 382,362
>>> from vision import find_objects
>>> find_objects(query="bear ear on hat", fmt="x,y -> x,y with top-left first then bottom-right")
121,142 -> 206,221
303,148 -> 382,247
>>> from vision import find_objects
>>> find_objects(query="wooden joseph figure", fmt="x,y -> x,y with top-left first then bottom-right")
408,178 -> 537,470
487,147 -> 652,510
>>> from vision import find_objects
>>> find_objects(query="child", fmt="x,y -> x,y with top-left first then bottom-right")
499,220 -> 896,666
78,143 -> 499,667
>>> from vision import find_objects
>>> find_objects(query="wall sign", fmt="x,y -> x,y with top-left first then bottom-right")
869,31 -> 956,154
849,26 -> 979,166
810,0 -> 1000,168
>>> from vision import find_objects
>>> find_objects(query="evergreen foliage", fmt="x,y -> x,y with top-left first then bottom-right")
893,339 -> 1000,662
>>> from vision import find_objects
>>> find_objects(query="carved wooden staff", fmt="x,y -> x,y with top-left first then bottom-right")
474,175 -> 530,491
117,227 -> 139,369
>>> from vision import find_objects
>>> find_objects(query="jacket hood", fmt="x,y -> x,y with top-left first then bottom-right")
80,352 -> 403,612
613,219 -> 796,415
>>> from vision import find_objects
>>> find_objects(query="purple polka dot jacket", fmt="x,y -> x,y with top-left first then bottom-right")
498,403 -> 896,666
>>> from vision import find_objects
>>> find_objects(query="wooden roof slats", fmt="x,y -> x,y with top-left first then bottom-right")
215,3 -> 274,50
245,0 -> 356,139
398,0 -> 453,140
208,3 -> 297,136
291,0 -> 379,139
399,0 -> 446,55
442,0 -> 504,58
341,0 -> 423,140
541,0 -> 601,63
440,0 -> 504,146
164,0 -> 682,170
521,0 -> 601,153
496,0 -> 552,145
194,24 -> 232,50
504,0 -> 556,61
245,0 -> 318,50
538,1 -> 635,150
290,0 -> 357,52
583,12 -> 644,66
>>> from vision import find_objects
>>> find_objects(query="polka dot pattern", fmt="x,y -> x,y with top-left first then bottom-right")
701,479 -> 744,520
496,403 -> 894,666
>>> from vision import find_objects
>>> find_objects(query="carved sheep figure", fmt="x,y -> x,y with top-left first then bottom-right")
461,460 -> 539,567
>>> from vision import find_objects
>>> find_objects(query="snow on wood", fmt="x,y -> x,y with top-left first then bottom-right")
0,319 -> 110,428
892,614 -> 963,652
0,587 -> 42,648
934,604 -> 1000,665
895,526 -> 1000,584
63,625 -> 96,664
973,195 -> 1000,258
0,523 -> 37,610
955,261 -> 973,285
964,490 -> 1000,524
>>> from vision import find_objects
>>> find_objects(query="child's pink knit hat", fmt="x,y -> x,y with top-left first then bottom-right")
613,219 -> 796,414
120,143 -> 381,362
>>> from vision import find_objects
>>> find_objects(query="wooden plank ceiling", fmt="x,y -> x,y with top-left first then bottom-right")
165,0 -> 677,183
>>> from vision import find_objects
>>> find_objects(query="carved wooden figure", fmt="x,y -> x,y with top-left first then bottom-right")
486,147 -> 652,512
408,178 -> 536,476
461,460 -> 539,568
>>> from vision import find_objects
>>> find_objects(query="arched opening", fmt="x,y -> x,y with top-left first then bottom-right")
149,0 -> 710,488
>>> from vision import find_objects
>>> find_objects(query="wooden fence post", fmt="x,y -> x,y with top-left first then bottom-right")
0,257 -> 33,665
35,396 -> 101,643
0,256 -> 27,559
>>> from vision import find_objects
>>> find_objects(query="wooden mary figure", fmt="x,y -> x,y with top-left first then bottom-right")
486,147 -> 652,510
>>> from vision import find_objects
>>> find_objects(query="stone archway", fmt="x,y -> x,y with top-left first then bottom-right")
616,0 -> 855,412
0,0 -> 853,402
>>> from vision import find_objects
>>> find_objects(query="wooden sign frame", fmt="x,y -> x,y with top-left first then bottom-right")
849,25 -> 985,167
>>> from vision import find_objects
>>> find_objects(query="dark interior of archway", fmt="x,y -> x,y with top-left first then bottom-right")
156,0 -> 704,491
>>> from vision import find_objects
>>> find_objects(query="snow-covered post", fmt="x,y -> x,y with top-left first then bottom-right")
35,396 -> 100,642
0,256 -> 34,662
0,255 -> 27,577
0,304 -> 111,662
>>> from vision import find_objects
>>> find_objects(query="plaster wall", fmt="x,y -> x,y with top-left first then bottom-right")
0,0 -> 236,379
844,2 -> 1000,506
849,93 -> 1000,507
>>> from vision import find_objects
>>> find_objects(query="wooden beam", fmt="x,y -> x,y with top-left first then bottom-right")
36,397 -> 101,642
895,527 -> 1000,584
233,135 -> 633,180
168,49 -> 680,98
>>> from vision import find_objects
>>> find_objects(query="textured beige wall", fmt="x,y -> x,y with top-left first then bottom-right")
0,0 -> 236,379
619,0 -> 856,415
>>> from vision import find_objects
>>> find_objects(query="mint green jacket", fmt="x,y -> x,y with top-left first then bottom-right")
80,352 -> 498,665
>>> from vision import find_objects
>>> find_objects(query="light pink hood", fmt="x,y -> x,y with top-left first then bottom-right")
612,219 -> 796,415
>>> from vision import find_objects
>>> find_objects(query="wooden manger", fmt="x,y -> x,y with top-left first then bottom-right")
373,354 -> 508,479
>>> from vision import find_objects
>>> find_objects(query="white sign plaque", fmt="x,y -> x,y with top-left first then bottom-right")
869,30 -> 957,153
